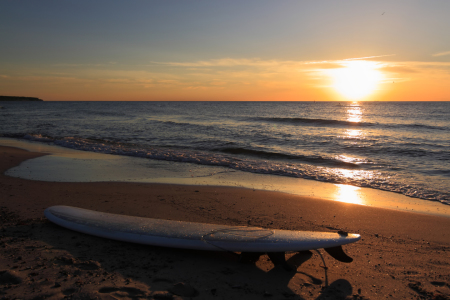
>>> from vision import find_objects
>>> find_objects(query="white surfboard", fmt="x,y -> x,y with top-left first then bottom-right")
45,206 -> 361,267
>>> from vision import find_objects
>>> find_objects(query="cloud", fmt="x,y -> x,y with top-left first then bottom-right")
305,62 -> 344,69
432,51 -> 450,57
151,58 -> 300,68
52,63 -> 112,68
389,62 -> 450,74
153,55 -> 401,73
379,65 -> 418,74
343,54 -> 396,61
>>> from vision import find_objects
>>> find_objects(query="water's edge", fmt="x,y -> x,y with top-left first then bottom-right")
2,137 -> 450,218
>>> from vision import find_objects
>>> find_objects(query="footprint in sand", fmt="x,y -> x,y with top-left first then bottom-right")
0,270 -> 23,285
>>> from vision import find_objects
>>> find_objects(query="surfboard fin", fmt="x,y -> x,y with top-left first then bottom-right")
267,252 -> 293,271
239,252 -> 263,264
324,246 -> 353,263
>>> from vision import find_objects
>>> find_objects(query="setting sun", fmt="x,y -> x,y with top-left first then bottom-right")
329,61 -> 384,100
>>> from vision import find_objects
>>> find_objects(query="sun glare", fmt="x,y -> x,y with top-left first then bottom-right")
334,184 -> 364,205
329,61 -> 383,100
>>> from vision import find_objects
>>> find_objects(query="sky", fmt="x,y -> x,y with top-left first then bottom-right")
1,0 -> 450,101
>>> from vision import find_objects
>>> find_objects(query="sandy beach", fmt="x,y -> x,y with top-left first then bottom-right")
1,145 -> 450,300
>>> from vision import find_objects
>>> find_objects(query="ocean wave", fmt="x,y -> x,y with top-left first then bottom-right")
255,117 -> 372,127
366,146 -> 450,160
8,134 -> 448,204
78,109 -> 129,118
253,117 -> 448,131
217,147 -> 361,169
407,123 -> 449,131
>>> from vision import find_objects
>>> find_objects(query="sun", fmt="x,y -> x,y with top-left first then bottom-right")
329,61 -> 383,100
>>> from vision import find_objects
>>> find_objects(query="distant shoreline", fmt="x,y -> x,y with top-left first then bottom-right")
0,96 -> 43,101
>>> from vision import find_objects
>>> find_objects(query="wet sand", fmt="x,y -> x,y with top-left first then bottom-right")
1,146 -> 449,299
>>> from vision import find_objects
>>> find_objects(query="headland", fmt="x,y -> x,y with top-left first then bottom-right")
0,96 -> 43,101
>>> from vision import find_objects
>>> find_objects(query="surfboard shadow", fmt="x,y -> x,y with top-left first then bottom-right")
7,218 -> 357,300
267,251 -> 323,284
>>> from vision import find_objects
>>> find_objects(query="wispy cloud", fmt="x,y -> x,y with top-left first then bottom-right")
343,54 -> 396,61
432,51 -> 450,57
303,61 -> 343,69
379,65 -> 418,74
387,61 -> 450,72
150,58 -> 302,68
144,57 -> 450,92
52,62 -> 118,67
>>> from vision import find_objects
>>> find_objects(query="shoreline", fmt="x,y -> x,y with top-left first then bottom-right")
2,137 -> 450,218
1,145 -> 450,299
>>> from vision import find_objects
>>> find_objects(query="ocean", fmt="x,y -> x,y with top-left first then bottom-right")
1,101 -> 449,205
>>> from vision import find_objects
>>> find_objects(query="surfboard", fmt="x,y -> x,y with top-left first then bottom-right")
45,206 -> 361,268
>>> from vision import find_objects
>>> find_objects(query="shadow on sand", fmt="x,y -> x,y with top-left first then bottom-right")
1,218 -> 356,299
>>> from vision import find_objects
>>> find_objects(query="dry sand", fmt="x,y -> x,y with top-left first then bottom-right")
1,146 -> 449,299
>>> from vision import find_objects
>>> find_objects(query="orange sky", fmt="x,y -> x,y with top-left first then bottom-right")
1,1 -> 450,101
2,58 -> 449,101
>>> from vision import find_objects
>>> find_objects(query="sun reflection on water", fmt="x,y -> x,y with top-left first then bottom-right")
346,129 -> 362,138
329,102 -> 369,205
346,102 -> 362,123
334,184 -> 364,205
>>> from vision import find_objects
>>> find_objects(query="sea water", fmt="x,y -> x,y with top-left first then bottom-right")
1,101 -> 449,205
